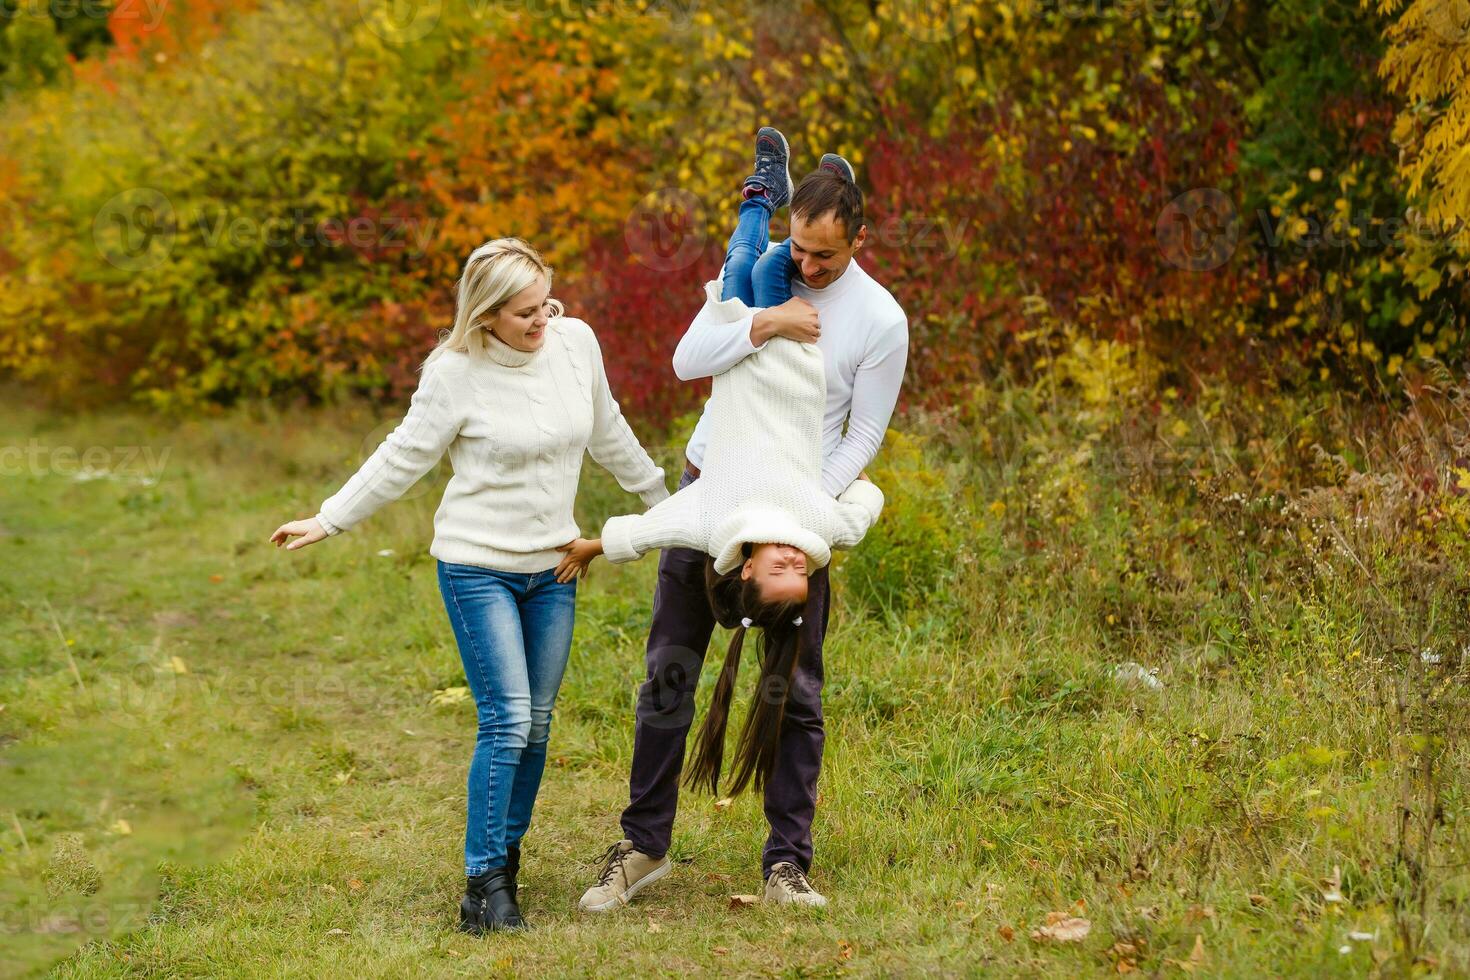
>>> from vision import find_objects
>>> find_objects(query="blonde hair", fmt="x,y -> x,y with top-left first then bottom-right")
426,238 -> 565,367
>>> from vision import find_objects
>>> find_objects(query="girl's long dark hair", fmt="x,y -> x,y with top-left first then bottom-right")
684,545 -> 808,797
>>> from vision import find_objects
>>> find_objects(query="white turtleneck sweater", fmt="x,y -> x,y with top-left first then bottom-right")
314,317 -> 668,573
674,253 -> 908,498
600,281 -> 884,574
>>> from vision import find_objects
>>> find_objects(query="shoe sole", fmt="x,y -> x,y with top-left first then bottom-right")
578,859 -> 673,913
820,154 -> 855,184
756,126 -> 794,207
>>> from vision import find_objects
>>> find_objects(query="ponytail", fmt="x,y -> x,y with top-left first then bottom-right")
685,551 -> 809,796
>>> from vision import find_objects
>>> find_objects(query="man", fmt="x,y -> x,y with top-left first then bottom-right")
580,132 -> 908,910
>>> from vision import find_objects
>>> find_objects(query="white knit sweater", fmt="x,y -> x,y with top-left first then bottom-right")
315,317 -> 668,573
601,282 -> 884,574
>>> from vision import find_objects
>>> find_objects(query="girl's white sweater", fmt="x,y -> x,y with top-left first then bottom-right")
601,282 -> 884,574
315,317 -> 668,573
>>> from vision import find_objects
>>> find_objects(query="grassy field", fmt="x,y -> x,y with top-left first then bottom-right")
3,382 -> 1468,978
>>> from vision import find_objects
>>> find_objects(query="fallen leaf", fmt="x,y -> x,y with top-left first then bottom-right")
998,924 -> 1015,942
1249,893 -> 1267,908
108,819 -> 132,836
714,797 -> 733,810
1321,865 -> 1345,904
647,918 -> 663,933
209,574 -> 224,584
1185,904 -> 1215,924
1167,934 -> 1206,973
325,928 -> 347,936
837,939 -> 854,960
168,656 -> 189,675
431,686 -> 470,706
347,878 -> 364,891
729,895 -> 759,909
712,947 -> 729,956
1032,916 -> 1091,943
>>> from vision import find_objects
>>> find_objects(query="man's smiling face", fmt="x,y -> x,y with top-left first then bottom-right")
789,210 -> 866,289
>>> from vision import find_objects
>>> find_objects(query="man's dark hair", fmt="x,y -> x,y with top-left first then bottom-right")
790,171 -> 865,243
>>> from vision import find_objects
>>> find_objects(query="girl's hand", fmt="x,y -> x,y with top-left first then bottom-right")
271,518 -> 327,551
555,537 -> 603,583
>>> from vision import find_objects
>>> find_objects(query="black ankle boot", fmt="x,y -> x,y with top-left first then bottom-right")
506,845 -> 520,898
459,867 -> 526,934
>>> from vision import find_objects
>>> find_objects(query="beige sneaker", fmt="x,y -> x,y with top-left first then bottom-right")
578,839 -> 672,912
763,862 -> 828,907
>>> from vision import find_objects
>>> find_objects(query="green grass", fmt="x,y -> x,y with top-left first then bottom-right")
1,388 -> 1465,977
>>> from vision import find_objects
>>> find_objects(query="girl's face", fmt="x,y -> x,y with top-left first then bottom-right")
488,275 -> 552,352
742,543 -> 809,605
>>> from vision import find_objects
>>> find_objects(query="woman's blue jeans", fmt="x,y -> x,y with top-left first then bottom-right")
721,197 -> 796,307
437,560 -> 577,876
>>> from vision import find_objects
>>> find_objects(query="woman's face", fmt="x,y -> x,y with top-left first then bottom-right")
742,543 -> 809,605
488,275 -> 552,352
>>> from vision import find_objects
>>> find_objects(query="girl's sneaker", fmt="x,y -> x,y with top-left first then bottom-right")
818,152 -> 856,185
743,126 -> 795,210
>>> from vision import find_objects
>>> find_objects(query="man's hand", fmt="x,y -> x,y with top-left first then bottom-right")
751,297 -> 820,346
554,537 -> 603,583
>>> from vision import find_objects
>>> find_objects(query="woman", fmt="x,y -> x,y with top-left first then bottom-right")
269,238 -> 668,935
555,129 -> 884,799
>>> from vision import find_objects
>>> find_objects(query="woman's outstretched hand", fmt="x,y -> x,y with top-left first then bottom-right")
271,518 -> 327,551
555,537 -> 603,583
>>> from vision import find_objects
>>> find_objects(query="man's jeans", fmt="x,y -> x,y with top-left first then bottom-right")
438,560 -> 577,876
620,468 -> 831,875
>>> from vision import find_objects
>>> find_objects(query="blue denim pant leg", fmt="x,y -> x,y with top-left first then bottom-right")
504,573 -> 578,850
437,561 -> 576,876
720,197 -> 774,305
752,238 -> 796,306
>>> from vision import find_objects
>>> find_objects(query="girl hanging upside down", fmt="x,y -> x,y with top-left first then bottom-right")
555,127 -> 884,798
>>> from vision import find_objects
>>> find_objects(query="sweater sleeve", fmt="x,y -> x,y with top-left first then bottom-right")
580,323 -> 669,508
316,358 -> 462,534
601,483 -> 704,563
671,279 -> 768,381
821,313 -> 908,497
827,478 -> 885,550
